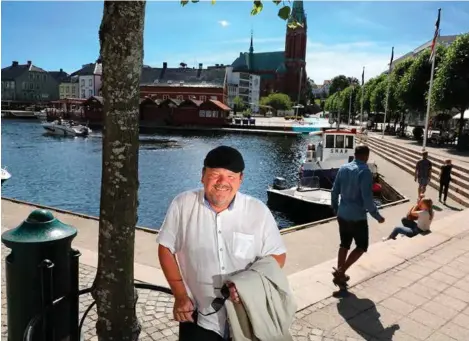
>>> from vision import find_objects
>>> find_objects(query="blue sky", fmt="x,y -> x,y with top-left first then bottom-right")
2,1 -> 469,84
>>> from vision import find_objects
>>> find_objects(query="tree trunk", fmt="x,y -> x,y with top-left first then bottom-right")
91,1 -> 146,341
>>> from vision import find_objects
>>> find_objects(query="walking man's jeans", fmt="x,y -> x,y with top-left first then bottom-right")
439,180 -> 450,202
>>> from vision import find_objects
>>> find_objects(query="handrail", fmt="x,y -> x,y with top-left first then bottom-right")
23,284 -> 172,341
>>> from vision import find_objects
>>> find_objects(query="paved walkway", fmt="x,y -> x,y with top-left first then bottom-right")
3,229 -> 468,341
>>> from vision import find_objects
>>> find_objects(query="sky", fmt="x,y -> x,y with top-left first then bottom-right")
1,1 -> 469,84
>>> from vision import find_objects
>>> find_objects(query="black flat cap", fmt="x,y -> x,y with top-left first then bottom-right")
204,146 -> 245,173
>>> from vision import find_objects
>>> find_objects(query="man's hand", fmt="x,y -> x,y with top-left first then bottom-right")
378,216 -> 385,224
173,295 -> 195,322
227,282 -> 241,304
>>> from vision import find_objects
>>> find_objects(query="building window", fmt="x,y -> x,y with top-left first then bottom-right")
60,87 -> 64,93
176,95 -> 183,100
205,111 -> 212,118
36,83 -> 40,90
200,96 -> 206,101
212,111 -> 219,118
88,89 -> 93,97
29,74 -> 33,80
43,75 -> 47,81
29,83 -> 34,90
66,86 -> 70,93
163,95 -> 169,100
81,90 -> 86,98
211,96 -> 218,100
72,86 -> 76,94
199,110 -> 206,117
81,79 -> 85,86
89,79 -> 92,86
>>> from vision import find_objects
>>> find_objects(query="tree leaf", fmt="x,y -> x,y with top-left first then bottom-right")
272,0 -> 282,5
251,1 -> 264,16
278,6 -> 291,20
191,0 -> 199,2
211,0 -> 216,4
180,0 -> 189,6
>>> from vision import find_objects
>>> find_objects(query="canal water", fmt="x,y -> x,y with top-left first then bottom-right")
1,120 -> 318,229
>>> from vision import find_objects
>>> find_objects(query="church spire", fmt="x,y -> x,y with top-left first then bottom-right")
288,0 -> 306,27
249,29 -> 254,54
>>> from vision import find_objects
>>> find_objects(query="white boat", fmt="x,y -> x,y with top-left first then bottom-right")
267,128 -> 379,223
291,116 -> 331,133
34,109 -> 48,121
42,119 -> 92,137
1,168 -> 12,185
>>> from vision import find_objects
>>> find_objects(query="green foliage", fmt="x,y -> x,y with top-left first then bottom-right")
388,58 -> 414,113
370,77 -> 387,113
260,93 -> 292,110
397,45 -> 446,114
181,0 -> 303,26
432,33 -> 469,147
233,96 -> 245,110
329,75 -> 351,96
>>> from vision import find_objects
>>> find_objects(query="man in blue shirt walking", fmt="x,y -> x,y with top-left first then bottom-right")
331,145 -> 385,289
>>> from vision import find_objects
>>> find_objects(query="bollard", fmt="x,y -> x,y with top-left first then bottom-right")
2,209 -> 79,341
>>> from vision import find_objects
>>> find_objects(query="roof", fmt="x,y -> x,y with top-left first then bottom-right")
209,100 -> 230,111
71,63 -> 102,76
1,62 -> 47,81
49,70 -> 70,83
231,51 -> 285,79
140,67 -> 226,88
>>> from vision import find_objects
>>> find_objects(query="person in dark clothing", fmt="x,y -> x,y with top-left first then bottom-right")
439,159 -> 452,204
415,152 -> 433,196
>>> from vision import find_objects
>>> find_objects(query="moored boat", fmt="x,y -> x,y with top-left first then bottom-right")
42,119 -> 92,137
1,167 -> 12,185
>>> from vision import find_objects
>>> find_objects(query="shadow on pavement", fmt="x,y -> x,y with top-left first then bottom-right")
336,293 -> 400,340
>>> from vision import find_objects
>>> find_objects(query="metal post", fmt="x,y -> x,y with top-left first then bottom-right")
69,249 -> 82,341
423,35 -> 438,151
40,259 -> 55,341
360,67 -> 365,128
295,67 -> 303,120
348,86 -> 353,127
382,74 -> 392,138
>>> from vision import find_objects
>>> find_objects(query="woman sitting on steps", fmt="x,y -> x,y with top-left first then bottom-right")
383,198 -> 434,241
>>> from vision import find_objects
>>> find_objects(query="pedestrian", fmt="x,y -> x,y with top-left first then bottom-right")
415,152 -> 433,197
439,159 -> 452,204
331,145 -> 385,290
156,145 -> 287,341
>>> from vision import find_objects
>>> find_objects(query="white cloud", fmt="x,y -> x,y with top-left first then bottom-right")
218,20 -> 230,27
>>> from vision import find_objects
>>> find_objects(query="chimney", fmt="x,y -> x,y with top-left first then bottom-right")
27,61 -> 32,66
198,63 -> 203,69
12,61 -> 19,67
163,62 -> 167,69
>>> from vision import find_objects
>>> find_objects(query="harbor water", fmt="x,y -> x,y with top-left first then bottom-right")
1,119 -> 319,229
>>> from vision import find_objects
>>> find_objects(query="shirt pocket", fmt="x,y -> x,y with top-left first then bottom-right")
232,232 -> 255,260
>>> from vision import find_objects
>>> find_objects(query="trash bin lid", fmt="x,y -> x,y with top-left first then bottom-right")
1,209 -> 77,247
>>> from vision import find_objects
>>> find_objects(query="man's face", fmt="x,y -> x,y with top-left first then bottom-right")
201,167 -> 243,209
423,153 -> 428,159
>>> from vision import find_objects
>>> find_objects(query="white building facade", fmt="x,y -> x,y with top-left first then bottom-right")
70,62 -> 102,99
225,66 -> 260,113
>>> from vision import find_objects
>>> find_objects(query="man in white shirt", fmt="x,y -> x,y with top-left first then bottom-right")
156,146 -> 287,341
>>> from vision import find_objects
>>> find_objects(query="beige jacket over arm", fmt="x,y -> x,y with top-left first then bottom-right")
225,256 -> 297,341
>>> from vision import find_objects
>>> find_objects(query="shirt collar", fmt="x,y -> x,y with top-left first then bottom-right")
202,191 -> 237,213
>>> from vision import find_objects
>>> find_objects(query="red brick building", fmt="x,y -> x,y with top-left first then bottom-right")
84,96 -> 231,127
231,0 -> 307,101
139,63 -> 226,103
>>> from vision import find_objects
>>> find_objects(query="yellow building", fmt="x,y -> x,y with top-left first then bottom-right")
59,75 -> 80,99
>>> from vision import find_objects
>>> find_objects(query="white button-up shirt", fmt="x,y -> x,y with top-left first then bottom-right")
156,189 -> 287,337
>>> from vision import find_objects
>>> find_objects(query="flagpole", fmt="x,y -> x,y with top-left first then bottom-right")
360,67 -> 365,128
382,46 -> 394,138
348,86 -> 353,127
422,44 -> 437,151
422,8 -> 441,151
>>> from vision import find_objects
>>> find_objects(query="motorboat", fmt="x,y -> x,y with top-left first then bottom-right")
267,128 -> 380,223
1,167 -> 12,185
42,119 -> 92,137
290,115 -> 331,134
34,109 -> 48,121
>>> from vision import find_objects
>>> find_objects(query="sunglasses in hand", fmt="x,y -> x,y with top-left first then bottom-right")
197,284 -> 231,317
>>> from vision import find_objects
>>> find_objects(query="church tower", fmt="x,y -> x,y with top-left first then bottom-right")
284,0 -> 307,102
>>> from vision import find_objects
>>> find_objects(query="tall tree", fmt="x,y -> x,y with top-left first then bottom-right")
328,75 -> 350,96
260,93 -> 293,110
432,33 -> 469,149
370,75 -> 387,114
91,2 -> 146,341
388,58 -> 414,115
397,45 -> 446,115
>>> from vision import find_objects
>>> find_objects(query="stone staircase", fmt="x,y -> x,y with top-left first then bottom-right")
358,135 -> 469,208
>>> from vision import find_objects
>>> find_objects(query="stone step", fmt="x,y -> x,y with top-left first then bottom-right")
358,137 -> 469,207
367,136 -> 469,180
366,136 -> 469,189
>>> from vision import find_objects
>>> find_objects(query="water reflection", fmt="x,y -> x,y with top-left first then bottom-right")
2,120 -> 316,229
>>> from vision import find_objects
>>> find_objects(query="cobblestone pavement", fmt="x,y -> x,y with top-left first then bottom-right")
3,231 -> 469,341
